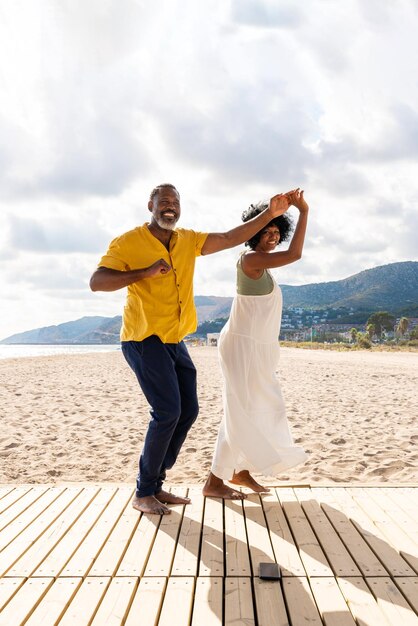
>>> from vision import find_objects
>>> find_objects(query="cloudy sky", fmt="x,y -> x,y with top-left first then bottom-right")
1,0 -> 417,339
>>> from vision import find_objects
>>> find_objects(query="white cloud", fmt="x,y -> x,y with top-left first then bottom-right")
230,0 -> 304,29
8,215 -> 111,254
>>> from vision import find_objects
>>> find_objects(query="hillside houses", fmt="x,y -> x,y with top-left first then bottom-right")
279,307 -> 365,341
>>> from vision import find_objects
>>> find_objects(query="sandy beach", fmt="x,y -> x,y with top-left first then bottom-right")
1,346 -> 417,486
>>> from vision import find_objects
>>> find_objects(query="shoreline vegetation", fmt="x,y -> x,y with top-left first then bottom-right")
280,340 -> 418,352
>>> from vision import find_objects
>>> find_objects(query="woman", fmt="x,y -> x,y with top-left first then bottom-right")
203,188 -> 309,499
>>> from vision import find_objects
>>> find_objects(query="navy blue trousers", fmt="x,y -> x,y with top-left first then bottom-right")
121,336 -> 199,498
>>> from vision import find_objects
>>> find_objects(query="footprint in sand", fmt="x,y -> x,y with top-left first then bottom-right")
47,469 -> 62,477
4,441 -> 19,449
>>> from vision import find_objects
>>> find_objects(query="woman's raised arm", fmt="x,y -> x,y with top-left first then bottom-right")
241,189 -> 309,275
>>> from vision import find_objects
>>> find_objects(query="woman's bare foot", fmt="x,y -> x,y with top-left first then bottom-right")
155,490 -> 191,505
230,470 -> 270,493
202,472 -> 247,499
132,495 -> 171,515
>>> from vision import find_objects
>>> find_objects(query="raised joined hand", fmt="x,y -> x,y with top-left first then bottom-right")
286,188 -> 309,213
268,193 -> 290,217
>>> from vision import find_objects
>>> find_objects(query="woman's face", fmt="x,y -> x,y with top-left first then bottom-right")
256,225 -> 281,252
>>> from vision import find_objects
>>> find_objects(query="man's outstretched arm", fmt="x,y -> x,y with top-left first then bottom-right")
201,192 -> 292,256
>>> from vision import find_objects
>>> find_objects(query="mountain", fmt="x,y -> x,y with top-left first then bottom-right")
1,261 -> 417,344
1,316 -> 123,345
280,261 -> 418,309
194,295 -> 233,321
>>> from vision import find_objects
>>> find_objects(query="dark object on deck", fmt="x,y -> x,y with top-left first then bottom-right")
259,562 -> 281,580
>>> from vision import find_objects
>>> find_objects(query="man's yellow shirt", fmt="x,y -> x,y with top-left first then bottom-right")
98,223 -> 208,343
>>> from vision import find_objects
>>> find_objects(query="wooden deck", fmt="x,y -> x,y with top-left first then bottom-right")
0,484 -> 417,625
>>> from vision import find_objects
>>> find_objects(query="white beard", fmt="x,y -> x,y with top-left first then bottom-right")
155,216 -> 178,230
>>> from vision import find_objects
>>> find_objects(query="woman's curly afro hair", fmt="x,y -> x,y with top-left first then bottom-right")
242,201 -> 294,250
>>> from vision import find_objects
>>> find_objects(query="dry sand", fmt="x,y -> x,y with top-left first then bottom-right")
1,346 -> 417,486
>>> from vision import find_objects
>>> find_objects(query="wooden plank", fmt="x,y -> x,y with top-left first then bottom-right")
144,488 -> 188,576
0,489 -> 48,543
191,577 -> 223,625
0,578 -> 26,612
282,577 -> 323,625
338,577 -> 393,626
253,577 -> 289,626
243,494 -> 276,576
385,487 -> 418,520
224,498 -> 251,577
384,488 -> 418,549
315,487 -> 388,576
329,488 -> 415,577
277,488 -> 333,577
224,577 -> 255,625
116,511 -> 160,576
0,486 -> 66,552
262,489 -> 306,577
0,486 -> 37,521
0,486 -> 14,501
171,488 -> 204,577
24,578 -> 83,626
348,487 -> 418,574
60,487 -> 132,577
7,487 -> 100,577
365,488 -> 418,555
394,577 -> 418,614
199,497 -> 224,576
158,577 -> 195,626
33,486 -> 118,577
57,577 -> 111,626
375,488 -> 418,528
310,577 -> 357,625
296,488 -> 361,577
366,577 -> 418,626
124,577 -> 166,626
0,578 -> 53,626
90,578 -> 138,625
83,490 -> 138,577
0,487 -> 80,576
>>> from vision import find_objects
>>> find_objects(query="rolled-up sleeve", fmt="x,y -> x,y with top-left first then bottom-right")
98,236 -> 131,271
194,231 -> 209,257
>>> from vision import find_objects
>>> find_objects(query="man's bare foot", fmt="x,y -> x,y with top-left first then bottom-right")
132,495 -> 171,515
155,490 -> 191,505
230,470 -> 270,493
202,472 -> 247,500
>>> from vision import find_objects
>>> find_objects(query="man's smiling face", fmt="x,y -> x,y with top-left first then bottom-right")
148,187 -> 181,231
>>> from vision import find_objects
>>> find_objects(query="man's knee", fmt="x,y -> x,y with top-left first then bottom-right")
182,398 -> 199,424
149,402 -> 182,428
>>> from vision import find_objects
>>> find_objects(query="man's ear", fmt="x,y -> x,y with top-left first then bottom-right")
148,200 -> 154,213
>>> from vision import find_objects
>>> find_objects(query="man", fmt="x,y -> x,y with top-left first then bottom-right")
90,183 -> 291,515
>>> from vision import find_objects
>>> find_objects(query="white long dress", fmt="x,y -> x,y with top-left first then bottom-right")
211,270 -> 307,480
